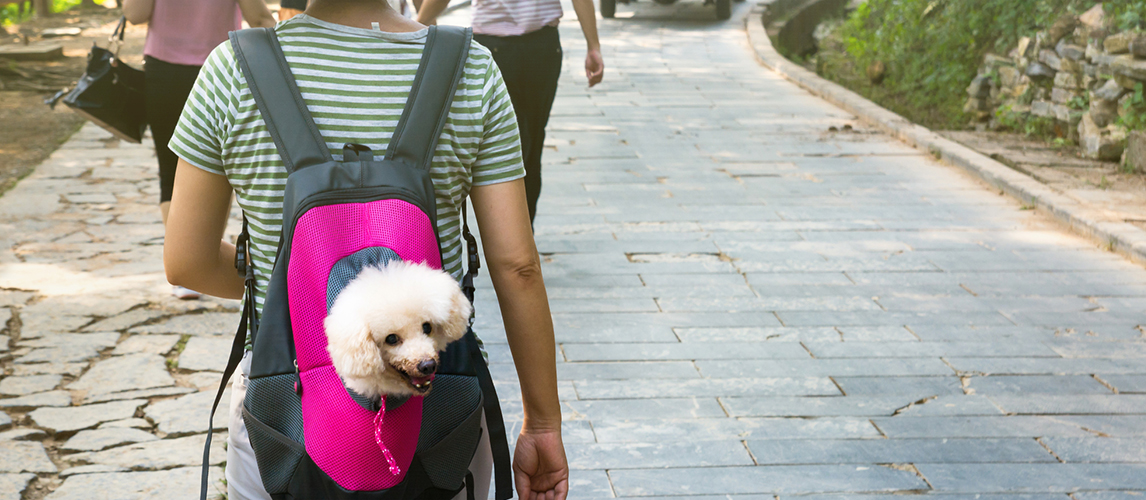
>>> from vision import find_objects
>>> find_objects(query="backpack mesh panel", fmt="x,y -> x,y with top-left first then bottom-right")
300,364 -> 423,490
246,374 -> 305,443
285,200 -> 443,489
289,199 -> 442,373
417,374 -> 481,451
245,374 -> 306,494
246,412 -> 306,494
416,374 -> 484,490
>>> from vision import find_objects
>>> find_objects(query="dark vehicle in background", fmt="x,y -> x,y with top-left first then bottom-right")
600,0 -> 734,20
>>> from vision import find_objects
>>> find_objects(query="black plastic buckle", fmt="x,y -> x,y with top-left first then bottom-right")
235,239 -> 248,277
342,143 -> 373,162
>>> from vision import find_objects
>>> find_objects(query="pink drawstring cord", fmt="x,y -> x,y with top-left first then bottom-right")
373,397 -> 401,476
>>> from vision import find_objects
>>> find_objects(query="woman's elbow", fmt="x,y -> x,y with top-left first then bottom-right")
122,9 -> 149,24
163,246 -> 195,287
164,259 -> 188,287
492,254 -> 544,286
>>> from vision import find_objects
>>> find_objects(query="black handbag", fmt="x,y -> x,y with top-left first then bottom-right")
47,16 -> 146,143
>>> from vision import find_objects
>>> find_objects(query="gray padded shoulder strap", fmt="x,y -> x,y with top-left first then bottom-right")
386,25 -> 473,170
230,28 -> 333,173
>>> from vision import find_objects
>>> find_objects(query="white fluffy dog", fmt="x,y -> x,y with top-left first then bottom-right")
324,261 -> 472,399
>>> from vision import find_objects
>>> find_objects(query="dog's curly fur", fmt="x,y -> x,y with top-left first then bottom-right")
324,261 -> 472,398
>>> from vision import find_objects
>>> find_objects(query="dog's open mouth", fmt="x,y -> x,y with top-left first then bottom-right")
396,369 -> 435,394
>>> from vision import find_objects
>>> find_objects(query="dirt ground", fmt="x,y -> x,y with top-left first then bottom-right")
809,23 -> 1146,233
941,130 -> 1146,230
0,4 -> 146,194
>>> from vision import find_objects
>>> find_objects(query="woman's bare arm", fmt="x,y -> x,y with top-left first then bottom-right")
164,160 -> 245,299
237,0 -> 278,28
121,0 -> 155,24
414,0 -> 450,25
469,179 -> 568,500
570,0 -> 604,86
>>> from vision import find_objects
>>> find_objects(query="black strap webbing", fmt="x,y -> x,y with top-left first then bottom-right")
229,28 -> 332,173
386,26 -> 471,171
200,221 -> 256,500
231,25 -> 472,174
468,334 -> 512,500
460,205 -> 480,304
458,206 -> 511,499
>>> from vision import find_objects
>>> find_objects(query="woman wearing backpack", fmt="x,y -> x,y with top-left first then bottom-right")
161,1 -> 567,499
122,0 -> 275,300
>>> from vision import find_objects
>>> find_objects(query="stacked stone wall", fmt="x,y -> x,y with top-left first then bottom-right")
964,4 -> 1146,169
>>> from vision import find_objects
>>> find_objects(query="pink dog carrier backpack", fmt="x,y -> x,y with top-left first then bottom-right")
199,26 -> 512,500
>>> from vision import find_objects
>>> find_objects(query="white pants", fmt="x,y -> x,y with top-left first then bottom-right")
226,352 -> 494,500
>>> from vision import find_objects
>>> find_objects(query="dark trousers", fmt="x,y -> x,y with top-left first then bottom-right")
144,56 -> 201,203
474,27 -> 562,223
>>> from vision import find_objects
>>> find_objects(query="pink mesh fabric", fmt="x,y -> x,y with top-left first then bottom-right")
288,199 -> 442,371
286,199 -> 440,490
300,366 -> 423,490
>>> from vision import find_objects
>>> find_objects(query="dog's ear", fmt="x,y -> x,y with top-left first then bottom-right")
324,314 -> 383,379
441,286 -> 473,342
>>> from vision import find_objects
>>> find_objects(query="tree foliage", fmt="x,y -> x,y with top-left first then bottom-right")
832,0 -> 1096,128
2,0 -> 83,26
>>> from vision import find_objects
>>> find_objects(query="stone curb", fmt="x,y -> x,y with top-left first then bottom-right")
744,7 -> 1146,265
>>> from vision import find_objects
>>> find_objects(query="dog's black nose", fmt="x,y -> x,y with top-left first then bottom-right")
417,359 -> 438,375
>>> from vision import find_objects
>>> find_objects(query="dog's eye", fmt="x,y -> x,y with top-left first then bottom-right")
422,322 -> 432,334
384,334 -> 400,345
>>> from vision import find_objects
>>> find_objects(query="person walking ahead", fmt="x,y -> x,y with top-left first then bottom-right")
162,1 -> 568,499
417,0 -> 604,223
123,0 -> 275,299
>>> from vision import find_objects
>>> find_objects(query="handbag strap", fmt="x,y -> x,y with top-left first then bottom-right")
229,28 -> 334,174
230,25 -> 472,174
108,16 -> 128,57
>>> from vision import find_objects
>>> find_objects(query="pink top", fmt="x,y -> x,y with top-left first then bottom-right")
143,0 -> 243,66
472,0 -> 562,37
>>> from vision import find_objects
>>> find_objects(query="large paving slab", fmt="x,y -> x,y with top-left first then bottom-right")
0,474 -> 35,500
46,466 -> 225,500
490,0 -> 1146,495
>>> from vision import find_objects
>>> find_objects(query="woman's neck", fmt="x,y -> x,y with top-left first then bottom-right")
304,0 -> 425,32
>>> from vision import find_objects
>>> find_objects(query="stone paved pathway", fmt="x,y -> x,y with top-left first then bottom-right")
2,1 -> 1146,499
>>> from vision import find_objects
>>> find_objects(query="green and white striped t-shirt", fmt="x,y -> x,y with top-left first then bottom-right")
169,15 -> 525,317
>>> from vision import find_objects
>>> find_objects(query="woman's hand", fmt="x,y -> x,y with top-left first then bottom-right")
237,0 -> 277,28
585,48 -> 604,87
513,429 -> 569,500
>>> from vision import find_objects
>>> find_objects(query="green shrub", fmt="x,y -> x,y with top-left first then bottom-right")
1105,1 -> 1146,31
996,104 -> 1058,137
832,0 -> 1096,128
1118,82 -> 1146,131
